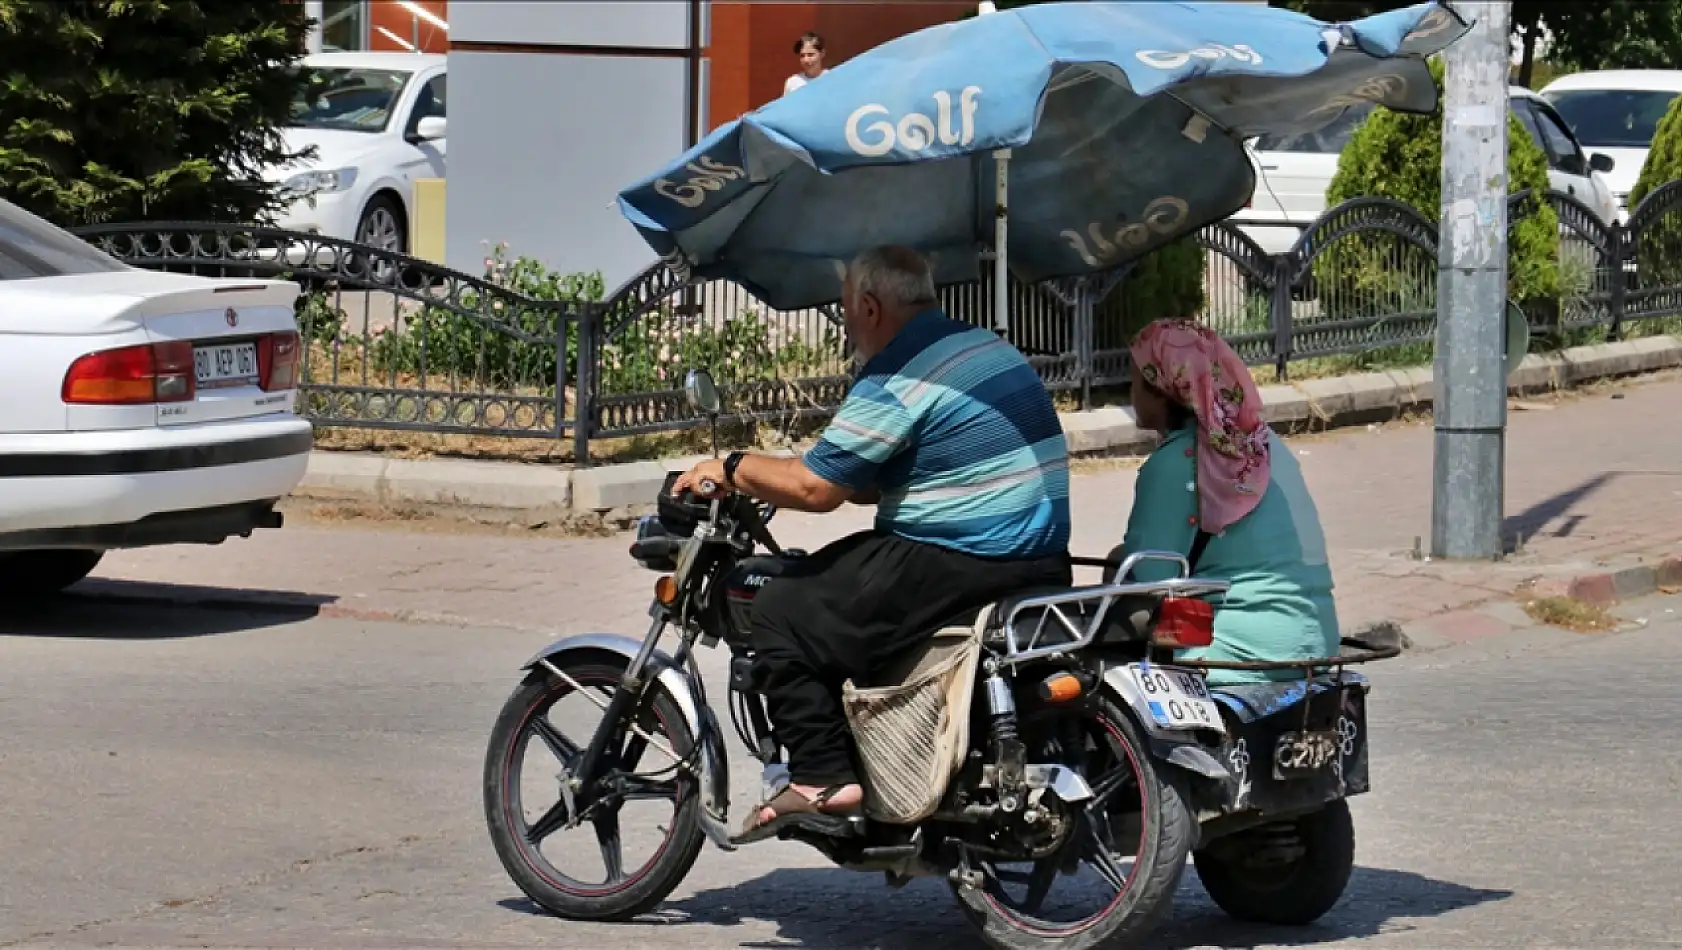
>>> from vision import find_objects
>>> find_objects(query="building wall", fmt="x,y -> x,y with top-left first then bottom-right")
368,0 -> 448,53
705,1 -> 975,128
444,2 -> 694,289
433,1 -> 972,289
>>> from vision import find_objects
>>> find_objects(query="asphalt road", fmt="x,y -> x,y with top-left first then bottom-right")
3,590 -> 1681,949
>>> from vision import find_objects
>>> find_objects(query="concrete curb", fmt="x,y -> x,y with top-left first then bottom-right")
1528,556 -> 1682,607
293,335 -> 1682,515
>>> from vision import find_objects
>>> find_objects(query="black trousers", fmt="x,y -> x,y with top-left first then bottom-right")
748,530 -> 1071,787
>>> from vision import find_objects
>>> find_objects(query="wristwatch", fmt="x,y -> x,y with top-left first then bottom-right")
722,450 -> 747,489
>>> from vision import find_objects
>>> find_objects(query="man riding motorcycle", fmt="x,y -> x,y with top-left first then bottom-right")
672,244 -> 1073,844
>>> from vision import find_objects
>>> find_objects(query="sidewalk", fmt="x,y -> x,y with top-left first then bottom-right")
84,374 -> 1682,652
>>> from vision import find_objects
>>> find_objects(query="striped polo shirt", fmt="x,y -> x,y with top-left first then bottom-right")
803,309 -> 1071,559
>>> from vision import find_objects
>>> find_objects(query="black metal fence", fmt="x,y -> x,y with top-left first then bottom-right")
72,182 -> 1682,465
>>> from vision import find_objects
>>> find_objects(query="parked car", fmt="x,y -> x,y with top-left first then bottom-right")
0,198 -> 312,598
268,51 -> 447,254
1234,86 -> 1621,254
1541,69 -> 1682,218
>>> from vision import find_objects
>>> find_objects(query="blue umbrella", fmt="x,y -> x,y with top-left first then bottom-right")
616,0 -> 1469,329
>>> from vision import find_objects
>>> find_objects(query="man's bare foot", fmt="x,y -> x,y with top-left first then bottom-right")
754,782 -> 863,825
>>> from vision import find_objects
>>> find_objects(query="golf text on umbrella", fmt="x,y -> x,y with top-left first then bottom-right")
1135,44 -> 1261,71
845,86 -> 983,158
1061,196 -> 1191,268
654,156 -> 748,209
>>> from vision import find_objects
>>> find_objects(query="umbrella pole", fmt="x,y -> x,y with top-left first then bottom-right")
993,147 -> 1010,333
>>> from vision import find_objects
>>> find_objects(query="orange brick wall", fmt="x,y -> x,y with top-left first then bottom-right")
368,0 -> 448,53
705,1 -> 976,128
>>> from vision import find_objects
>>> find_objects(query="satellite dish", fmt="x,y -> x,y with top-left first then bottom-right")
1504,300 -> 1531,379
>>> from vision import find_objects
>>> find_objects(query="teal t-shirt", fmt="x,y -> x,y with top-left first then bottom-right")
1123,423 -> 1340,685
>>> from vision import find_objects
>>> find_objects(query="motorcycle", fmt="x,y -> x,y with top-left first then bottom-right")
482,369 -> 1399,949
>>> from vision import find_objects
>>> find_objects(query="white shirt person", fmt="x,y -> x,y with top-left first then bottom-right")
784,31 -> 827,96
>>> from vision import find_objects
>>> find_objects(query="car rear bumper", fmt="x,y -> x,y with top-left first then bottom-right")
0,414 -> 313,542
0,500 -> 286,552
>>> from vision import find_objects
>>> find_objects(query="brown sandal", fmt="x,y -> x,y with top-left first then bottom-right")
731,784 -> 859,845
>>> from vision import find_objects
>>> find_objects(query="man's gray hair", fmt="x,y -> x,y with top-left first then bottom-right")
849,245 -> 938,308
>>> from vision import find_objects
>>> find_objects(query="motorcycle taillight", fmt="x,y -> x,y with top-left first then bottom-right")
1152,597 -> 1215,649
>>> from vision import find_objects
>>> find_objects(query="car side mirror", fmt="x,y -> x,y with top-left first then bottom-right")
1590,152 -> 1615,174
411,115 -> 447,142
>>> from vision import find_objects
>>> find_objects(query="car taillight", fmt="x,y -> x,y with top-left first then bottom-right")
62,341 -> 195,405
257,331 -> 300,392
1152,597 -> 1215,649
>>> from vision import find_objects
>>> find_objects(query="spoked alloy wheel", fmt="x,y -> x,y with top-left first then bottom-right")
954,692 -> 1194,950
352,196 -> 405,284
483,655 -> 704,921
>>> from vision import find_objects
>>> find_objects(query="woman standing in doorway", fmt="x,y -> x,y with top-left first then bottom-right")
784,32 -> 827,95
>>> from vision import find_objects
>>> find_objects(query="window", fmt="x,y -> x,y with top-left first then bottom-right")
0,199 -> 128,281
291,67 -> 414,134
404,75 -> 447,138
1251,102 -> 1376,153
319,0 -> 368,52
1511,100 -> 1549,156
1531,101 -> 1587,176
1545,89 -> 1680,150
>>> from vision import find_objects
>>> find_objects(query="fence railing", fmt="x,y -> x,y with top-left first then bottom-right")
72,181 -> 1682,465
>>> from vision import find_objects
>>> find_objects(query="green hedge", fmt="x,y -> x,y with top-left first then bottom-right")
1320,60 -> 1560,316
1630,92 -> 1682,289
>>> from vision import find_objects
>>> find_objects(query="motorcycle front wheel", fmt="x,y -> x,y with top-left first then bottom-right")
952,690 -> 1194,950
483,652 -> 705,921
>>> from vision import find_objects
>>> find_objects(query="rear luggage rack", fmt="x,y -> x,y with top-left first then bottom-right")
998,550 -> 1230,665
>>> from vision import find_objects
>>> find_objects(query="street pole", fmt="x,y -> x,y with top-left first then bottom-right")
1432,0 -> 1509,560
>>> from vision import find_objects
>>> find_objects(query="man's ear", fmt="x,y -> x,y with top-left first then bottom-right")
861,292 -> 883,329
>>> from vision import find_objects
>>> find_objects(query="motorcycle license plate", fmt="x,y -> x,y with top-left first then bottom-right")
1126,664 -> 1223,733
1273,730 -> 1341,780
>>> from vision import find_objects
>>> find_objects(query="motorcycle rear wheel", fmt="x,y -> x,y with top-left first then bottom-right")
952,690 -> 1194,950
1193,799 -> 1355,925
483,654 -> 705,922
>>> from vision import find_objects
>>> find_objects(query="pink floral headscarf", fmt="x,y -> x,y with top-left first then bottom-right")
1130,319 -> 1272,534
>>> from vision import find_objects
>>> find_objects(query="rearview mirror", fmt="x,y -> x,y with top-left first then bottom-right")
1589,152 -> 1615,174
684,368 -> 721,416
412,115 -> 447,142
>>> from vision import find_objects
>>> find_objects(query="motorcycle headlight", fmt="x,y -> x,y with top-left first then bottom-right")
283,167 -> 358,199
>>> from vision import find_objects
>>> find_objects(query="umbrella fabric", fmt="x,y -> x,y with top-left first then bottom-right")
617,0 -> 1468,311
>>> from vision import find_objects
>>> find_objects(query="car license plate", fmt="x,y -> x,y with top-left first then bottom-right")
1127,663 -> 1223,732
195,342 -> 259,389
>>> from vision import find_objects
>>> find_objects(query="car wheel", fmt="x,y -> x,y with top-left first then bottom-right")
0,550 -> 105,598
354,195 -> 407,283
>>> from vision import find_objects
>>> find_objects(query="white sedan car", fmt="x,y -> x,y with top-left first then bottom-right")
267,51 -> 447,253
1235,88 -> 1621,254
0,198 -> 312,597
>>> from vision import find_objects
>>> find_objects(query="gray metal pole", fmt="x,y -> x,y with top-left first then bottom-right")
1432,0 -> 1510,559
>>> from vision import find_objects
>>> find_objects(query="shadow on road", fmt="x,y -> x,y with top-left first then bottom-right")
498,864 -> 1511,949
1,580 -> 329,639
1504,472 -> 1615,550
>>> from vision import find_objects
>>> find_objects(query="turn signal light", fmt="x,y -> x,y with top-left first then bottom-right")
257,331 -> 300,392
1152,597 -> 1215,649
654,575 -> 680,606
1037,672 -> 1085,704
62,341 -> 195,405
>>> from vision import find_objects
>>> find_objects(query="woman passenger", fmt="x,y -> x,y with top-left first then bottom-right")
1117,318 -> 1340,685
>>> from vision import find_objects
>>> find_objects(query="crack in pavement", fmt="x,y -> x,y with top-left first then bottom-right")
0,831 -> 453,947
